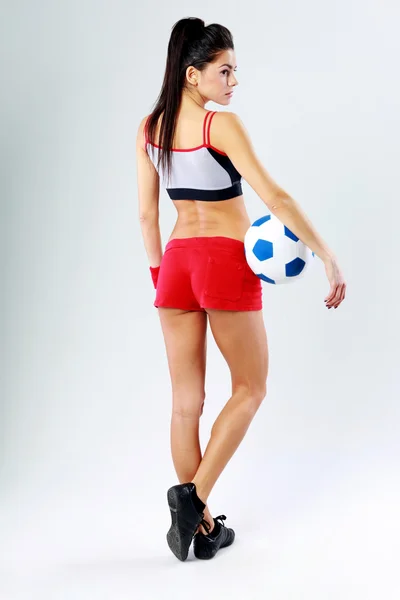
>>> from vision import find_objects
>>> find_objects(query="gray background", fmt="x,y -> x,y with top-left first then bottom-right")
1,0 -> 399,598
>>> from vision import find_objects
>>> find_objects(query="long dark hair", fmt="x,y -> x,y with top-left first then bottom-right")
145,17 -> 234,184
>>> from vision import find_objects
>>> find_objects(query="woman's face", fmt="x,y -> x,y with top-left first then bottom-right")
188,49 -> 239,105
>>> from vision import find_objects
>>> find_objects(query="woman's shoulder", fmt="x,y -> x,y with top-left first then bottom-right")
137,114 -> 159,150
213,110 -> 241,123
136,115 -> 149,151
211,111 -> 244,134
210,111 -> 247,152
138,113 -> 163,146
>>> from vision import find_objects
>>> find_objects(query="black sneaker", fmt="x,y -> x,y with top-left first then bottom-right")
193,514 -> 235,559
166,482 -> 205,561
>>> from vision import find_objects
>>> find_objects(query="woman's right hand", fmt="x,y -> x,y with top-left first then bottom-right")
323,256 -> 346,309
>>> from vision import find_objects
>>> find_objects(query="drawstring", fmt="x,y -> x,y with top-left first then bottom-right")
215,514 -> 227,526
200,518 -> 211,534
199,514 -> 227,535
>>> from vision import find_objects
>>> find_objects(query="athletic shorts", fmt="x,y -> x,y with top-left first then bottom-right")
154,236 -> 263,312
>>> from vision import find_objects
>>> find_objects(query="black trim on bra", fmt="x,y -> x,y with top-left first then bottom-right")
207,148 -> 242,183
167,181 -> 243,201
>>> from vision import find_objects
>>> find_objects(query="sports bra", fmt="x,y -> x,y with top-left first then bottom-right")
144,111 -> 243,201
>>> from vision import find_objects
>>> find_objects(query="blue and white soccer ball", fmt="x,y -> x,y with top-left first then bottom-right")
244,213 -> 315,285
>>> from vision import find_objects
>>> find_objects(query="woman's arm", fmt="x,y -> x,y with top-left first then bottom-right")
215,112 -> 335,264
214,111 -> 346,309
136,116 -> 163,268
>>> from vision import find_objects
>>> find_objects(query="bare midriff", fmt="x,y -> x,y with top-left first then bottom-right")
168,195 -> 252,244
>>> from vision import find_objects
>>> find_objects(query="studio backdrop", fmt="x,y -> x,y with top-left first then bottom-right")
1,1 -> 399,598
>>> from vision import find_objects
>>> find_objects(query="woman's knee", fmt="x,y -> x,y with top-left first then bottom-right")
172,390 -> 206,419
233,381 -> 267,412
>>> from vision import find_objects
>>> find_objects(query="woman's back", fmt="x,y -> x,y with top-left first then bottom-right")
144,108 -> 252,243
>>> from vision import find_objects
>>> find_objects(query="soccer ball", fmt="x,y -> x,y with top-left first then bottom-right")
244,213 -> 315,285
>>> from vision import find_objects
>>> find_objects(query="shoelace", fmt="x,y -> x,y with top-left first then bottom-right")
199,514 -> 227,535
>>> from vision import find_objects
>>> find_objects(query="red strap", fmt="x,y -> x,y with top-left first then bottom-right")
205,111 -> 216,145
203,112 -> 211,145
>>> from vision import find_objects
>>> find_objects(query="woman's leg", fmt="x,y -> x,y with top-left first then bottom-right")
191,309 -> 269,504
158,307 -> 214,534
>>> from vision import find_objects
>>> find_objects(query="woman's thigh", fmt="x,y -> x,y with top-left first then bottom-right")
206,308 -> 268,397
158,307 -> 208,416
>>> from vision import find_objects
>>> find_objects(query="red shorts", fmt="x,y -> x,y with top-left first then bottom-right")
154,236 -> 263,312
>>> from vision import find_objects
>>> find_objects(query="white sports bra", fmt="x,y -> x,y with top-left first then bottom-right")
145,111 -> 243,201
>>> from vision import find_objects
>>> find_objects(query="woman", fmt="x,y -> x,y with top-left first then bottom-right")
136,17 -> 346,562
